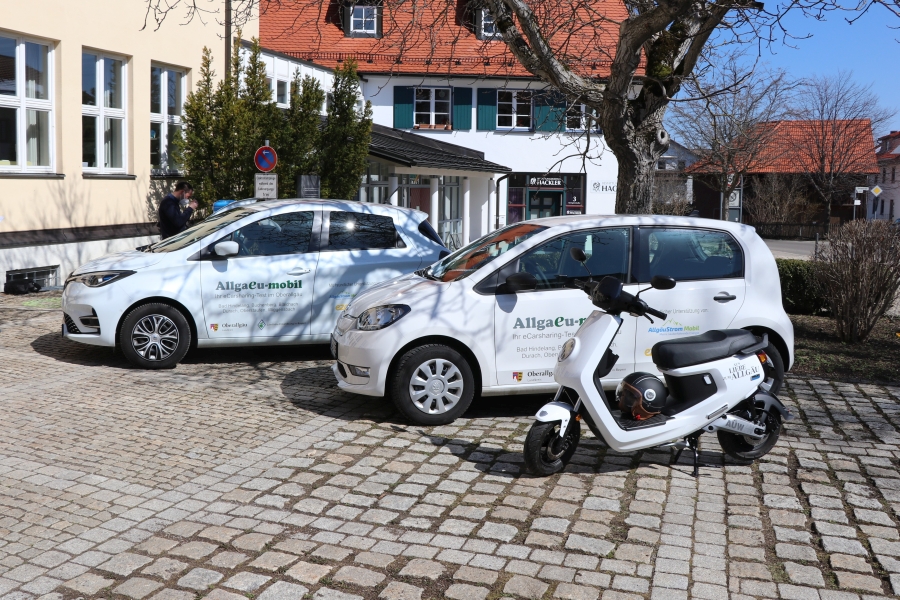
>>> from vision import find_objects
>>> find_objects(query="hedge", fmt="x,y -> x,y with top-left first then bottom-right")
776,258 -> 829,315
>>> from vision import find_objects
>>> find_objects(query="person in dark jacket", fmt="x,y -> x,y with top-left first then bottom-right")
158,181 -> 198,239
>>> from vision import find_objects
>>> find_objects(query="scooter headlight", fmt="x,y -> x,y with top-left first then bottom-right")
558,338 -> 577,362
357,305 -> 410,331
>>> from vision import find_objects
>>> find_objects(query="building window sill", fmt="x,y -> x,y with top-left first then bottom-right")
0,172 -> 65,179
414,124 -> 453,131
82,173 -> 138,180
150,172 -> 184,180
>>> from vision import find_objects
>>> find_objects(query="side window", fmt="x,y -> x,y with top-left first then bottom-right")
326,212 -> 401,251
515,228 -> 631,290
231,211 -> 315,257
635,228 -> 743,282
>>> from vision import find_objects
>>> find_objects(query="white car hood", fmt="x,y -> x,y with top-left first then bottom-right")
73,249 -> 166,275
346,273 -> 448,315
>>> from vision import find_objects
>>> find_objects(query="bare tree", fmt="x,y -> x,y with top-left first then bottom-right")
141,0 -> 851,214
790,72 -> 896,217
743,173 -> 812,224
667,54 -> 796,219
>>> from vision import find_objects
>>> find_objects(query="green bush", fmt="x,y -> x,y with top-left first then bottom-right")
776,259 -> 829,315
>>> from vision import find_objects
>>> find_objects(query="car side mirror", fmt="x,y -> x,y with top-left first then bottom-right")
650,275 -> 676,290
214,241 -> 239,258
569,247 -> 587,263
504,272 -> 538,293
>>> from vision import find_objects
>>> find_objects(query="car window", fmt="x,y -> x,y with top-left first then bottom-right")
148,207 -> 257,253
635,228 -> 743,282
516,228 -> 631,290
228,211 -> 315,257
325,212 -> 401,251
427,223 -> 547,282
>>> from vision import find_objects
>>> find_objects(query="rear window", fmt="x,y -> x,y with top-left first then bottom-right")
325,212 -> 403,251
635,227 -> 744,282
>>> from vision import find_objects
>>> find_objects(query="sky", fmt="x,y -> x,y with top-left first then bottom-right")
746,5 -> 900,133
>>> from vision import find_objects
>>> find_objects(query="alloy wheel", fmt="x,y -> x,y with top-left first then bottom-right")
131,314 -> 180,361
408,358 -> 464,415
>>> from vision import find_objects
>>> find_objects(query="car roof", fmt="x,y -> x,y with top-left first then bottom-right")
525,214 -> 757,236
239,198 -> 428,220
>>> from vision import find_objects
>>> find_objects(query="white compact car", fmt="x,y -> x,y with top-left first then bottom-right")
331,215 -> 794,425
62,200 -> 448,369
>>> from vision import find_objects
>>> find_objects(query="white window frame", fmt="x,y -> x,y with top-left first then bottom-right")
150,64 -> 185,174
497,89 -> 532,131
81,51 -> 128,174
565,102 -> 600,133
414,87 -> 451,128
480,9 -> 500,39
0,33 -> 55,173
351,6 -> 378,34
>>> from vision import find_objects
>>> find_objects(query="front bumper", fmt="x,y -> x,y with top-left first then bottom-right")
331,328 -> 401,397
61,283 -> 118,347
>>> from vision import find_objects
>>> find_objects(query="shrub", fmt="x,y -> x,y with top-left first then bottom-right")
775,258 -> 828,315
812,220 -> 900,344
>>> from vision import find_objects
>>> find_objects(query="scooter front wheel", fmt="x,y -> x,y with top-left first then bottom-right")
523,420 -> 581,476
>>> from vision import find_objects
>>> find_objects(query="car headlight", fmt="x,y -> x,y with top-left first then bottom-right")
65,270 -> 135,288
357,305 -> 410,331
558,338 -> 577,362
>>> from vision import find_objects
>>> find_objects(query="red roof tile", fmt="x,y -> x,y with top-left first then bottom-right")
687,120 -> 878,176
259,1 -> 635,78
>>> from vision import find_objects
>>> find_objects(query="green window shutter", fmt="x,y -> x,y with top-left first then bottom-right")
452,88 -> 472,131
393,86 -> 414,129
476,88 -> 497,131
534,91 -> 566,132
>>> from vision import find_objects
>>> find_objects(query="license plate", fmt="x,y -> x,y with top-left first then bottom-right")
330,336 -> 338,359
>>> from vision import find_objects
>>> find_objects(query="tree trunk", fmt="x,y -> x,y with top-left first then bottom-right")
599,99 -> 670,214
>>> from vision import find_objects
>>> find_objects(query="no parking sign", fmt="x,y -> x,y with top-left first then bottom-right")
254,146 -> 277,172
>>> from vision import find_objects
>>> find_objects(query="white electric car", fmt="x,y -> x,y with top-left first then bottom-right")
331,215 -> 794,425
62,200 -> 448,369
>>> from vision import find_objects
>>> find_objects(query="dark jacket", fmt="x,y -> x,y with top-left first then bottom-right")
158,193 -> 195,239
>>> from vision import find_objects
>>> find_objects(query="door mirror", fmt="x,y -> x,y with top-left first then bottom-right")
569,247 -> 587,263
504,272 -> 538,293
650,275 -> 676,290
214,240 -> 240,258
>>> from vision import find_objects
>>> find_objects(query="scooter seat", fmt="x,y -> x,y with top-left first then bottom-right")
652,329 -> 760,370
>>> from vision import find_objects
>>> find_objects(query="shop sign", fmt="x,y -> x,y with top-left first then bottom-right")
591,181 -> 616,194
529,176 -> 564,187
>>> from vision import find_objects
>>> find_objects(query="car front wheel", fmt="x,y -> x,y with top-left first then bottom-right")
390,344 -> 476,425
119,303 -> 192,369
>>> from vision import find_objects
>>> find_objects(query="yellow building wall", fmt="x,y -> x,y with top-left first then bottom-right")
0,1 -> 258,235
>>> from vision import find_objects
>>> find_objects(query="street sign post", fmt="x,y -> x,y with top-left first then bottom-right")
255,173 -> 277,199
254,146 -> 277,172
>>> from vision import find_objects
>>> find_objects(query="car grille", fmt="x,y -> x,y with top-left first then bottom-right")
63,314 -> 81,334
80,309 -> 100,331
337,362 -> 348,378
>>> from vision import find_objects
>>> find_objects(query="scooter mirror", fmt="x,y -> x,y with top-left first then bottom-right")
569,247 -> 587,263
650,275 -> 676,290
504,272 -> 538,293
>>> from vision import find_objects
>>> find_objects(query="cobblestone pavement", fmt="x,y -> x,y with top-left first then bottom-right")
4,297 -> 900,600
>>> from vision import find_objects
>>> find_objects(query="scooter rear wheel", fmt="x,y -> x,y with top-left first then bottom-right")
524,420 -> 581,476
718,410 -> 782,463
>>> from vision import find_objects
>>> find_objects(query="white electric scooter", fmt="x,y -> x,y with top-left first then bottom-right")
524,248 -> 793,477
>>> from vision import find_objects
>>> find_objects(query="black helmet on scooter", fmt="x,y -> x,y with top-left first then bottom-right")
617,372 -> 668,420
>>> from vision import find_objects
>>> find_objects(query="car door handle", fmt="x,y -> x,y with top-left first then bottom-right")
714,292 -> 737,303
287,268 -> 311,276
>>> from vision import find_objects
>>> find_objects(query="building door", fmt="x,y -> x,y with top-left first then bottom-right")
528,191 -> 562,219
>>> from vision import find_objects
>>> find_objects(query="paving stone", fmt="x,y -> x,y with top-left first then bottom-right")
504,575 -> 550,599
334,565 -> 385,587
249,551 -> 298,571
204,589 -> 247,600
785,562 -> 826,587
776,543 -> 819,561
113,577 -> 163,600
141,558 -> 189,580
378,581 -> 423,600
64,573 -> 115,595
398,559 -> 444,580
565,535 -> 615,555
97,552 -> 153,576
834,571 -> 883,593
176,568 -> 224,590
830,554 -> 873,573
285,561 -> 333,584
445,583 -> 489,600
257,581 -> 310,600
822,536 -> 868,556
169,541 -> 219,560
232,533 -> 274,552
148,591 -> 195,600
223,571 -> 272,592
312,589 -> 364,600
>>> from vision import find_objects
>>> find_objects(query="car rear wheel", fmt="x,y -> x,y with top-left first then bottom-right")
119,303 -> 191,369
390,344 -> 476,425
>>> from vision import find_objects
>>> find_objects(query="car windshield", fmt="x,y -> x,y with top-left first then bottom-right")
147,208 -> 257,253
425,223 -> 548,282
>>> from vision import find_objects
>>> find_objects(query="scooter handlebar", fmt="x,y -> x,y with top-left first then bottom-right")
646,307 -> 667,320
